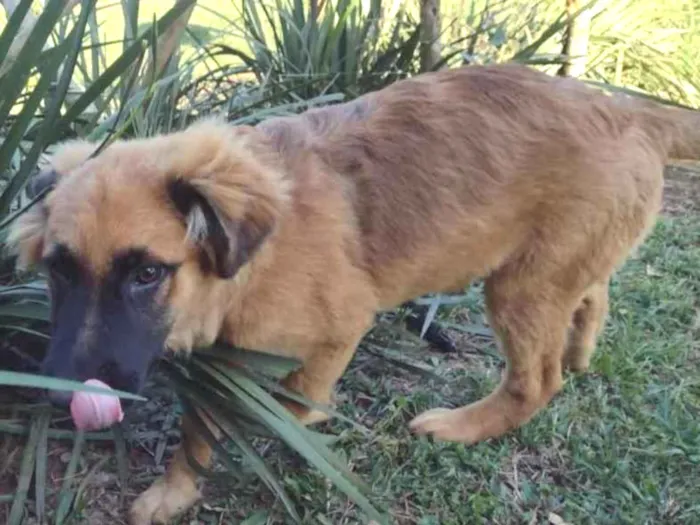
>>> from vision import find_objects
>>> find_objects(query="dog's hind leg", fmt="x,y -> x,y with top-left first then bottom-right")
563,280 -> 610,372
130,409 -> 219,525
410,253 -> 590,444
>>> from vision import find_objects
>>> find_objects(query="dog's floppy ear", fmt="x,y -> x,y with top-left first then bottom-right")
5,169 -> 62,269
26,168 -> 60,199
7,140 -> 99,269
167,177 -> 277,279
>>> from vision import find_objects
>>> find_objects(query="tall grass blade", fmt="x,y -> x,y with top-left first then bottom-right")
0,302 -> 50,322
7,413 -> 42,525
56,0 -> 197,133
192,361 -> 385,522
0,0 -> 68,125
181,396 -> 302,522
0,371 -> 146,401
33,409 -> 52,523
0,0 -> 34,66
0,47 -> 65,177
112,423 -> 129,504
54,430 -> 85,525
0,0 -> 97,215
420,294 -> 443,339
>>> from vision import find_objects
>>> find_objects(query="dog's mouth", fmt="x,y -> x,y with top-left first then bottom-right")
43,369 -> 140,406
41,362 -> 153,432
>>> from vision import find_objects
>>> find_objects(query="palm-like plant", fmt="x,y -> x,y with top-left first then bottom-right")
585,0 -> 700,106
215,0 -> 422,99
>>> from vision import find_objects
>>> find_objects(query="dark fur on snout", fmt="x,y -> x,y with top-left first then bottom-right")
39,243 -> 173,404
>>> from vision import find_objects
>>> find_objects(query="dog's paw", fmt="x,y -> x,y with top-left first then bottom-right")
129,475 -> 200,525
409,407 -> 482,444
562,353 -> 591,373
281,399 -> 331,426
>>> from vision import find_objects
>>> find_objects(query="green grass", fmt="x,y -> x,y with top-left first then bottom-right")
182,212 -> 698,525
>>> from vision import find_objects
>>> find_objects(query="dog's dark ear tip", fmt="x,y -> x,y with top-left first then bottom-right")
26,169 -> 59,199
166,177 -> 198,216
166,175 -> 275,280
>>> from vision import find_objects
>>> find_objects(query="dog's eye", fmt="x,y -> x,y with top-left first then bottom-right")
132,264 -> 166,287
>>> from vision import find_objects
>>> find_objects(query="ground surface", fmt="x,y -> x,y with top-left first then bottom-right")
1,163 -> 699,525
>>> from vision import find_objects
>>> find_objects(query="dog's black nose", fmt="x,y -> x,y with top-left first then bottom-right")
46,388 -> 73,408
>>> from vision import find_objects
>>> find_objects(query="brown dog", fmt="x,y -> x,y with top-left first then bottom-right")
9,64 -> 700,524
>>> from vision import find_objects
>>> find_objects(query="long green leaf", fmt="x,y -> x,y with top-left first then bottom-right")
193,343 -> 301,379
199,354 -> 367,432
0,325 -> 50,339
181,395 -> 302,522
164,361 -> 276,438
0,0 -> 97,214
511,0 -> 599,62
0,185 -> 53,231
0,371 -> 147,401
0,283 -> 48,300
420,294 -> 443,339
7,414 -> 42,525
33,409 -> 52,523
0,0 -> 69,127
191,360 -> 386,523
54,430 -> 85,525
233,385 -> 386,523
0,45 -> 66,177
112,423 -> 129,504
56,0 -> 197,135
0,301 -> 50,322
0,0 -> 34,67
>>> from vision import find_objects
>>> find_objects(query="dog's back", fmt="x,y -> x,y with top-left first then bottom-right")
258,64 -> 699,306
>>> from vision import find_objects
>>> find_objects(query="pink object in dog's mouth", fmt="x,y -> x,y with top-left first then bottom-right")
69,379 -> 124,431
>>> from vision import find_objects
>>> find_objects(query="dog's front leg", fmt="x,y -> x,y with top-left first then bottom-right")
129,409 -> 219,525
280,332 -> 368,425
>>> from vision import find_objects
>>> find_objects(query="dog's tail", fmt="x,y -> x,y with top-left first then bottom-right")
613,94 -> 700,161
651,104 -> 700,161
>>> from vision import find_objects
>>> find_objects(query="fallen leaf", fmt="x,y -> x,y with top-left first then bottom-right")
646,264 -> 662,277
548,512 -> 571,525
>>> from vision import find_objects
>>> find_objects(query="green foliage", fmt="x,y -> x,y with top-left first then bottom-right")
585,0 -> 700,106
438,0 -> 700,106
222,0 -> 422,99
218,0 -> 578,100
163,349 -> 385,523
436,0 -> 572,68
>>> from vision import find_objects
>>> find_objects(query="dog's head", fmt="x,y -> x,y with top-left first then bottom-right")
8,119 -> 287,404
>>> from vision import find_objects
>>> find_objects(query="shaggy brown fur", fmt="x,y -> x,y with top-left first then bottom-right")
9,64 -> 700,524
